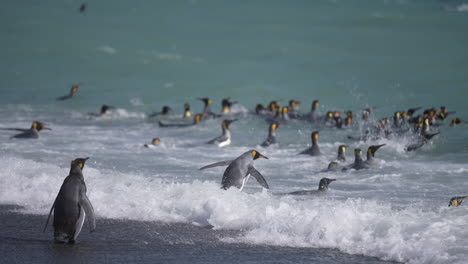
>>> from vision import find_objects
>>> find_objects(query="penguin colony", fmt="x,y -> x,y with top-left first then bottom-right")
5,83 -> 467,244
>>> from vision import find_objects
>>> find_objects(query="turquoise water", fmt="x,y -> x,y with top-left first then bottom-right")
1,1 -> 468,263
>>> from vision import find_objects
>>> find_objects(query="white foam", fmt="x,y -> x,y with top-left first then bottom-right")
1,155 -> 467,264
97,45 -> 117,54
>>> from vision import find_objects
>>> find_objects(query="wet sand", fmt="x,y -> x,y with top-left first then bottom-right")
0,205 -> 398,264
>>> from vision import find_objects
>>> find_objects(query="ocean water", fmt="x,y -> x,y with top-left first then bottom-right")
1,0 -> 468,263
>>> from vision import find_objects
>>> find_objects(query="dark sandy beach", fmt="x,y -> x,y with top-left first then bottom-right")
0,205 -> 398,264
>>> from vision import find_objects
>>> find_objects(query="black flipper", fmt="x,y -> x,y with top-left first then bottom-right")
43,200 -> 56,233
248,166 -> 269,189
199,160 -> 233,170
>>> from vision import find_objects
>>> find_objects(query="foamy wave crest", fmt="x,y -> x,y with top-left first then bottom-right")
1,156 -> 466,264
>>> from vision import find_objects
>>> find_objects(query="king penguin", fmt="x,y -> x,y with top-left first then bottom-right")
299,131 -> 321,156
260,122 -> 281,147
206,119 -> 237,147
183,103 -> 192,118
343,149 -> 368,171
10,121 -> 51,139
159,114 -> 202,128
449,196 -> 468,207
56,84 -> 80,101
148,106 -> 171,117
200,150 -> 269,191
337,145 -> 347,162
287,178 -> 336,195
365,144 -> 385,165
89,105 -> 113,117
144,138 -> 161,148
43,157 -> 96,244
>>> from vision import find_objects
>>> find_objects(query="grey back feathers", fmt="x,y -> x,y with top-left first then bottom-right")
287,178 -> 336,195
200,150 -> 269,190
43,157 -> 95,244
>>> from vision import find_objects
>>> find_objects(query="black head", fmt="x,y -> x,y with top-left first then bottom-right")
367,144 -> 385,157
449,196 -> 466,207
338,145 -> 347,155
318,178 -> 336,191
151,138 -> 160,145
269,122 -> 282,132
251,150 -> 268,160
354,148 -> 363,158
256,104 -> 266,114
198,97 -> 212,106
312,100 -> 319,111
32,121 -> 51,131
162,106 -> 172,114
311,131 -> 319,143
101,105 -> 113,114
327,162 -> 338,170
70,157 -> 89,171
184,103 -> 191,110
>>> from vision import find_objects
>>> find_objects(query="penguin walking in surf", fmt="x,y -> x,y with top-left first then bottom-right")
200,150 -> 269,191
43,157 -> 96,244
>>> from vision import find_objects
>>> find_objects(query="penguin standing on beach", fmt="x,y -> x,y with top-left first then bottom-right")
43,157 -> 95,244
206,119 -> 237,147
200,150 -> 269,191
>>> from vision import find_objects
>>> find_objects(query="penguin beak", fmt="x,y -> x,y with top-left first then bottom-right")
259,155 -> 268,159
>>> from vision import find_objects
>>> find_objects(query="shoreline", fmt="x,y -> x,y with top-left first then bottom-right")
0,204 -> 398,264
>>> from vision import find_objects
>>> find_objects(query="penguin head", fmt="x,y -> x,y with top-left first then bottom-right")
362,111 -> 369,120
151,138 -> 160,145
318,178 -> 336,191
311,131 -> 319,143
451,117 -> 463,126
327,162 -> 338,170
394,111 -> 401,119
345,116 -> 353,126
346,111 -> 353,118
162,106 -> 172,115
326,111 -> 333,120
338,145 -> 347,154
289,100 -> 300,109
354,148 -> 363,157
251,150 -> 268,160
184,103 -> 191,111
221,98 -> 236,113
70,157 -> 89,170
312,100 -> 319,111
281,107 -> 289,114
31,121 -> 51,131
270,122 -> 282,131
198,97 -> 212,106
268,101 -> 280,111
71,85 -> 79,94
367,144 -> 385,157
194,114 -> 202,123
255,104 -> 266,114
101,105 -> 113,114
222,119 -> 237,129
449,196 -> 465,207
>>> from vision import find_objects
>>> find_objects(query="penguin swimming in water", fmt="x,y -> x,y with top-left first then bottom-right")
89,105 -> 113,117
43,157 -> 95,244
200,150 -> 269,191
319,161 -> 339,173
287,178 -> 336,195
343,149 -> 368,171
144,138 -> 160,148
206,119 -> 237,147
449,196 -> 468,207
221,98 -> 237,113
198,97 -> 219,119
299,131 -> 321,156
405,131 -> 439,152
450,117 -> 464,126
159,114 -> 202,128
9,121 -> 51,139
260,122 -> 282,147
56,84 -> 80,101
365,144 -> 385,166
148,106 -> 171,118
183,103 -> 192,118
337,145 -> 347,162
